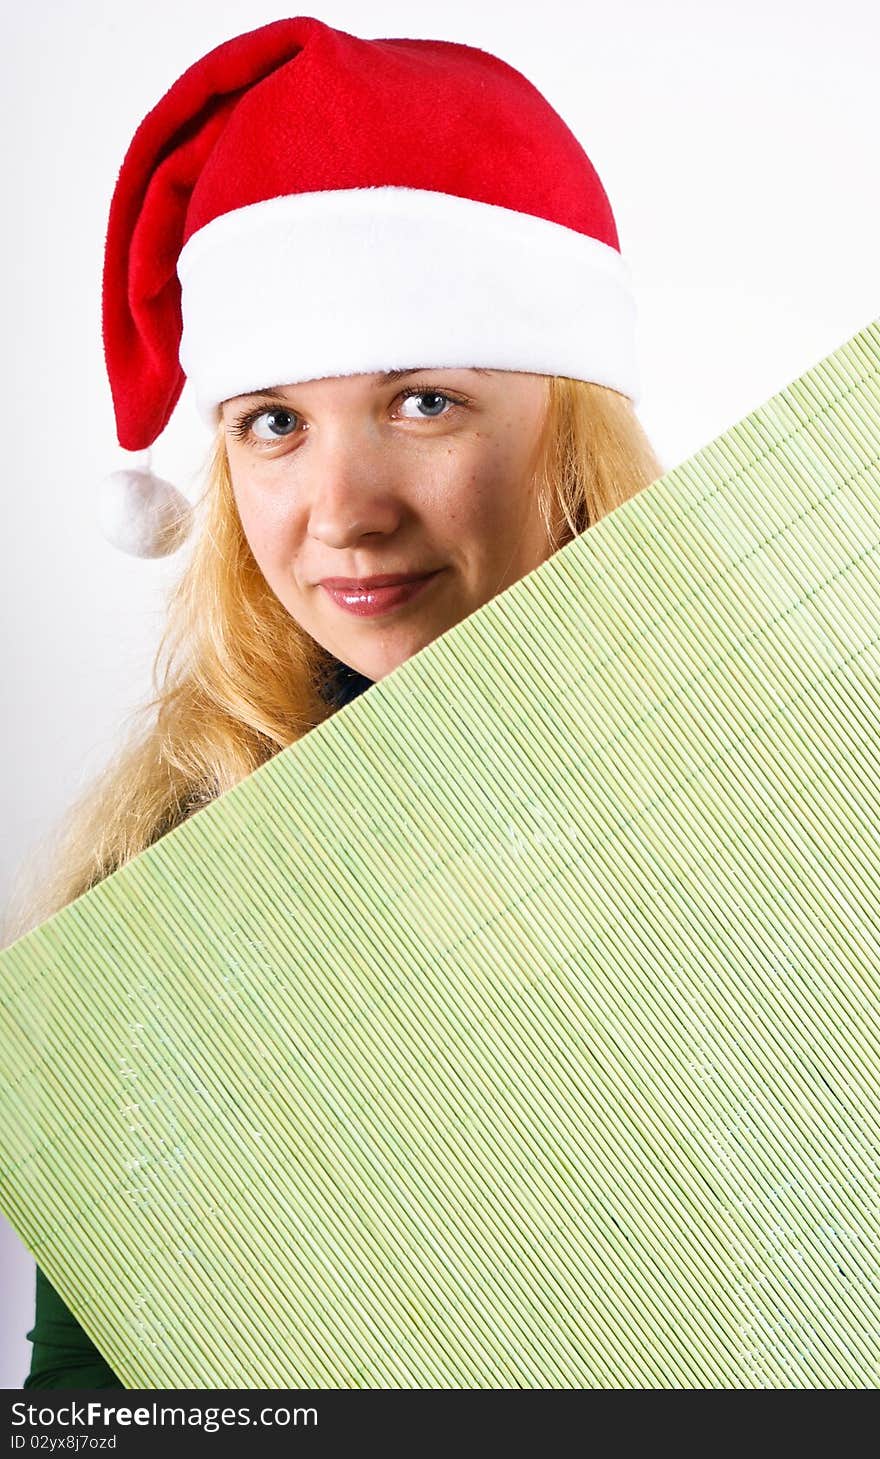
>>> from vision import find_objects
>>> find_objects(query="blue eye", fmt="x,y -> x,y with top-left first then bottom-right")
398,389 -> 458,419
227,405 -> 299,443
250,408 -> 299,440
228,385 -> 465,445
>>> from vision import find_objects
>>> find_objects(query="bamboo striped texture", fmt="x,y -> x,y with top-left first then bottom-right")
2,320 -> 879,1388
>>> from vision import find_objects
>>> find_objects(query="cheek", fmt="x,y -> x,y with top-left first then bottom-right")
441,432 -> 535,543
233,480 -> 296,572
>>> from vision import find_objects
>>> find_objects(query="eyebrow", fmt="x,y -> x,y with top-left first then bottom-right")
228,367 -> 492,406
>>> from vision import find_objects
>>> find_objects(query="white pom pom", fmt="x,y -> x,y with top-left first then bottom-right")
98,457 -> 194,559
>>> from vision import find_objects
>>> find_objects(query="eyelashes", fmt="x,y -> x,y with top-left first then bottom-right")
227,404 -> 296,442
227,385 -> 468,447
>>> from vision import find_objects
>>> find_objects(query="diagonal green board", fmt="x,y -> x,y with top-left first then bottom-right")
2,321 -> 879,1389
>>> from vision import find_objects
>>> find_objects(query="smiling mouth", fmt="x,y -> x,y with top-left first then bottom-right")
320,570 -> 443,618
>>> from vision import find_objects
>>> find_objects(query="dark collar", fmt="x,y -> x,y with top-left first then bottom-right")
318,658 -> 375,709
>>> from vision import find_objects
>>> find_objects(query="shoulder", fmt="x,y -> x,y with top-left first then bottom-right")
24,1267 -> 124,1389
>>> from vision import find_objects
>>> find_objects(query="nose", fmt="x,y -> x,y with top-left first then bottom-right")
305,427 -> 404,548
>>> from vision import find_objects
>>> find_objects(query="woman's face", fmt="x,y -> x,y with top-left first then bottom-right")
222,368 -> 553,683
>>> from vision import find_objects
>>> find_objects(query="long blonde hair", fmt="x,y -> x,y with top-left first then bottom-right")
2,377 -> 665,947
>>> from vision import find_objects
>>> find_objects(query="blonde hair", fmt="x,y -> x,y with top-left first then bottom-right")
2,377 -> 665,947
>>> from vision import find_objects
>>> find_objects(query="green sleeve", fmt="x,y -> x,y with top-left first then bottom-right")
24,1266 -> 125,1389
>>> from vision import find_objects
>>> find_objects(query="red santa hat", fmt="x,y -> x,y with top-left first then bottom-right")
99,15 -> 641,557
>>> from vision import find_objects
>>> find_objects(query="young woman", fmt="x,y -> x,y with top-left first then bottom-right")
8,15 -> 664,1387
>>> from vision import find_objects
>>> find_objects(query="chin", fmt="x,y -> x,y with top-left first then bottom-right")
353,651 -> 406,683
322,595 -> 461,682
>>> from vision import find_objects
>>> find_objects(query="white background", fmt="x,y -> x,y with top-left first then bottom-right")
1,0 -> 877,1389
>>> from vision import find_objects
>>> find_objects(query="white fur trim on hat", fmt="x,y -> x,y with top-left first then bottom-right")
177,186 -> 641,424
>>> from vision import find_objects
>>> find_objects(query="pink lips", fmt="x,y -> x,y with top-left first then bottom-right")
320,571 -> 442,617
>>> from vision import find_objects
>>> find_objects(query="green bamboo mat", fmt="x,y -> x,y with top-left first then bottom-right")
2,322 -> 879,1389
